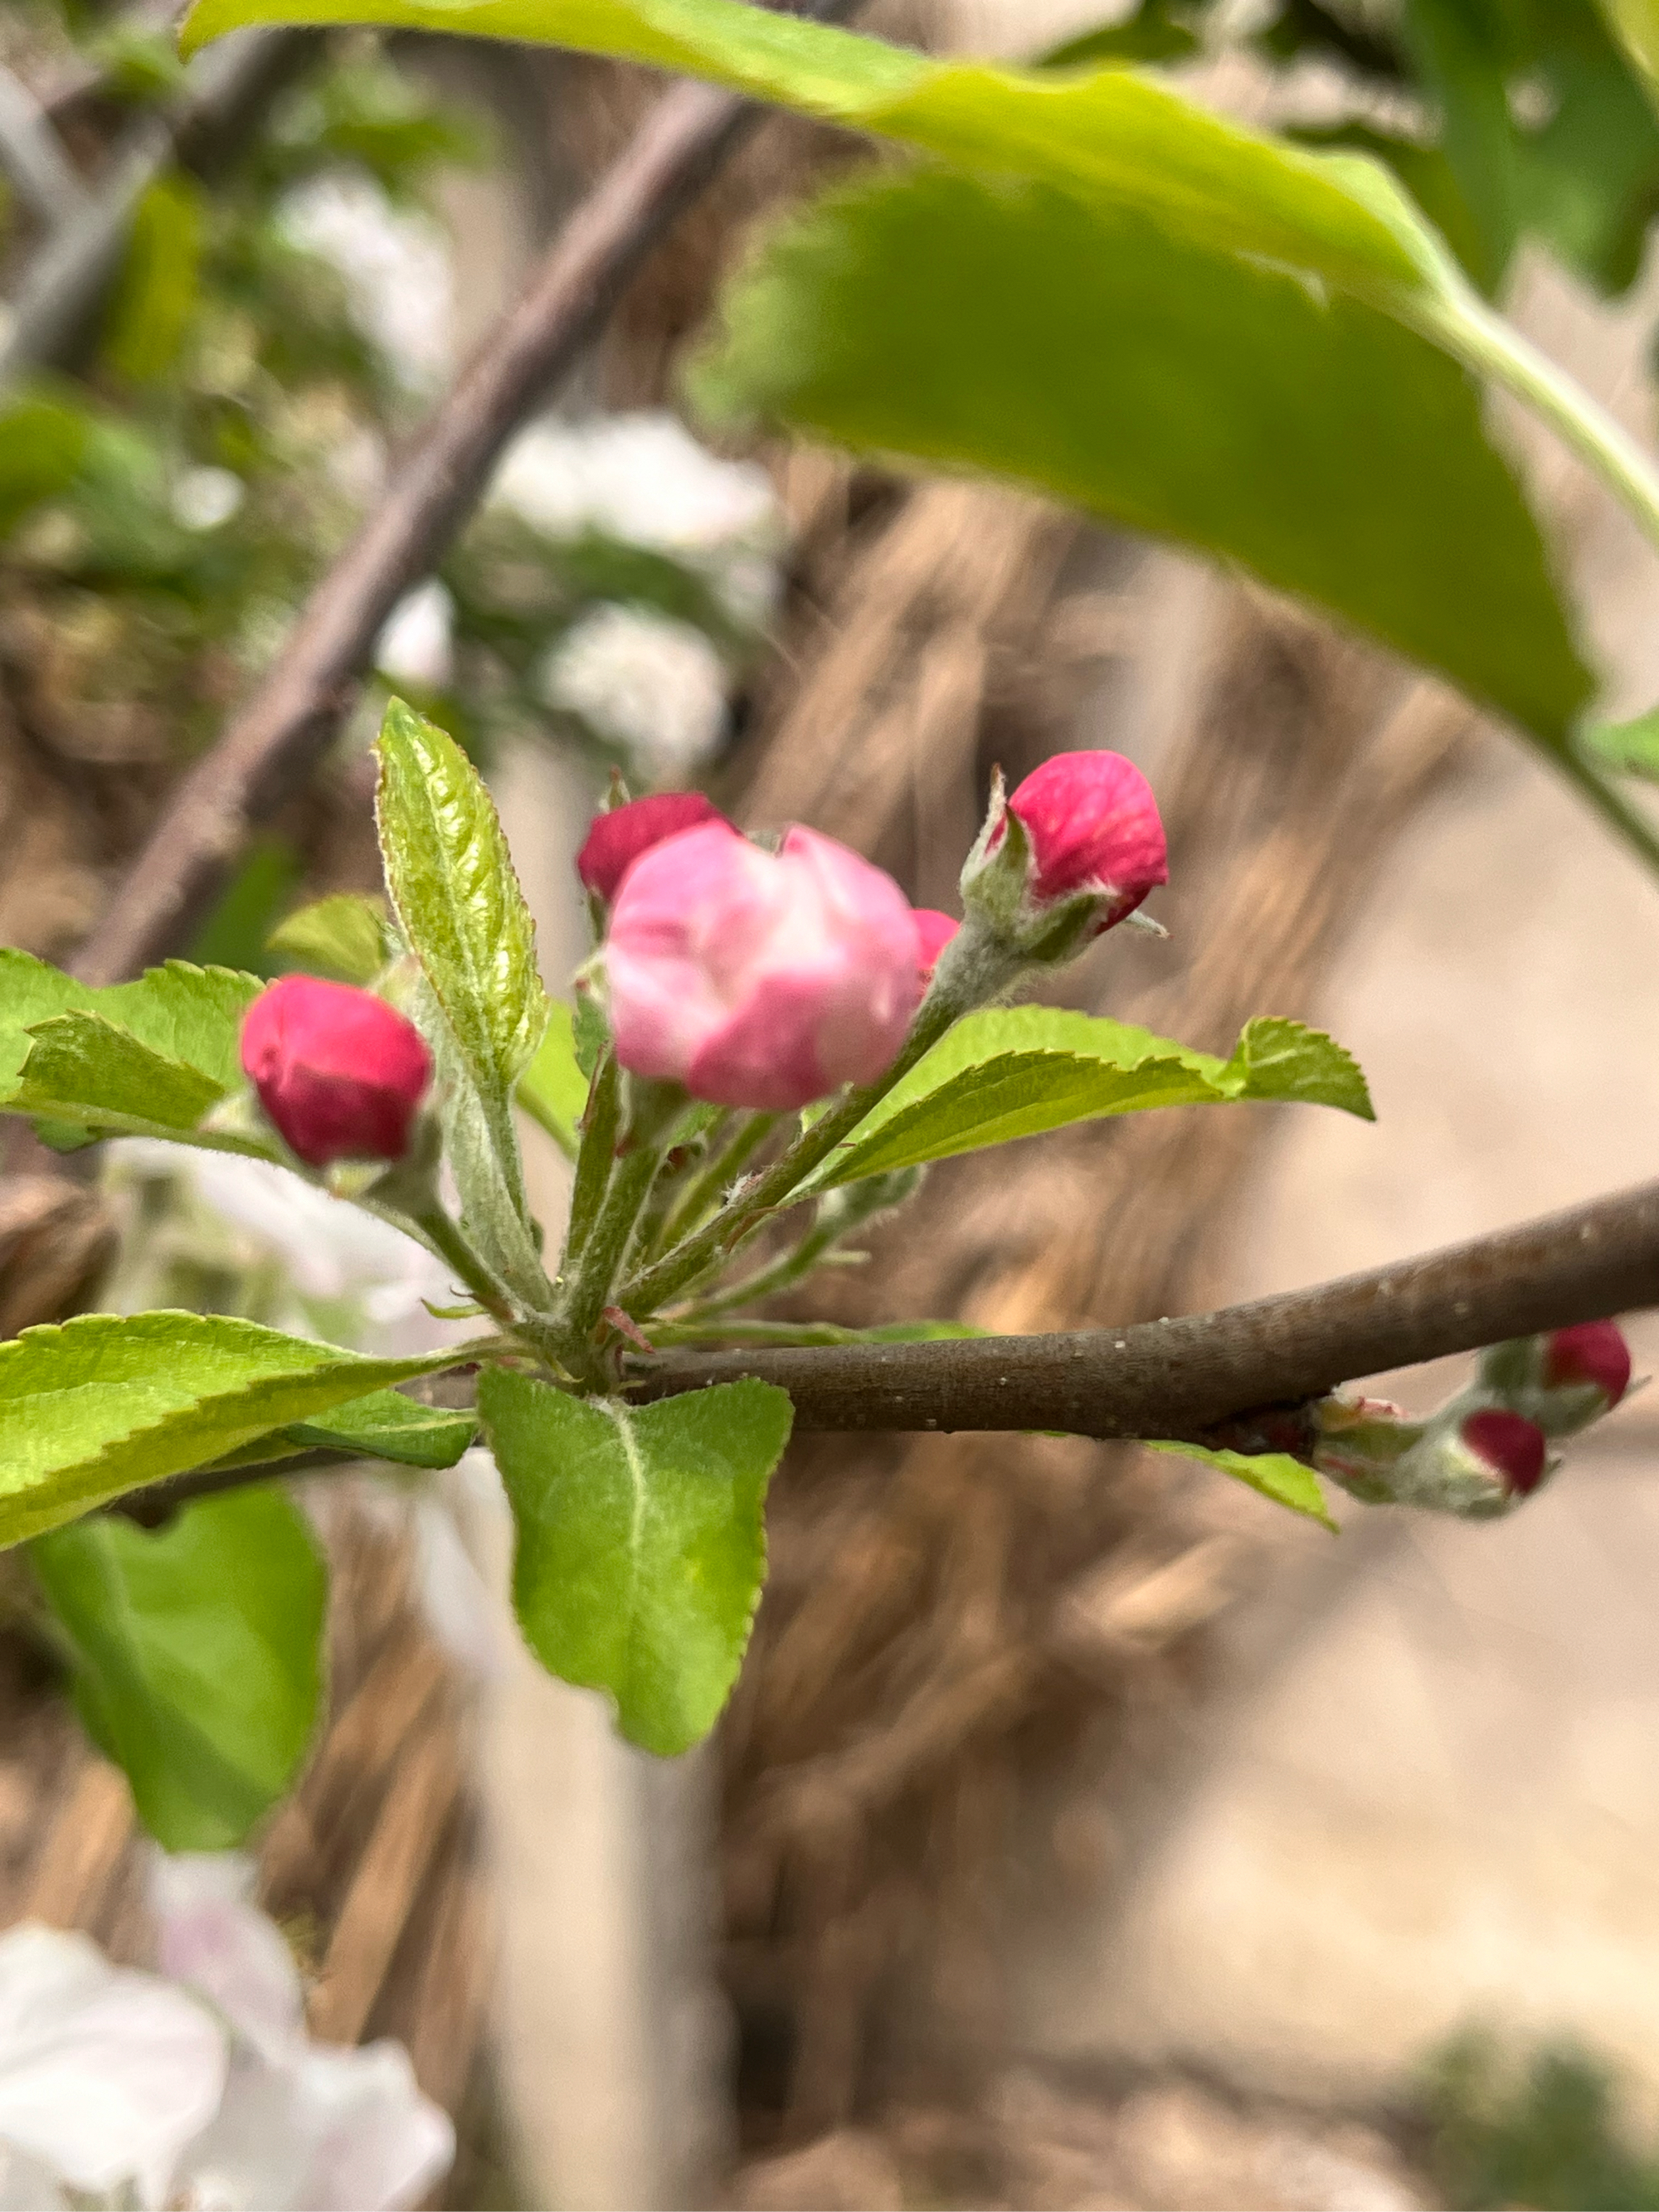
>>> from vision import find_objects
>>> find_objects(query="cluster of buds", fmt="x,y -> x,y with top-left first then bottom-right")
1312,1320 -> 1633,1519
572,749 -> 1168,1114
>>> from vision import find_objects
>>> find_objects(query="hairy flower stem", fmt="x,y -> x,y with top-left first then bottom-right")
558,1079 -> 682,1377
622,998 -> 958,1320
563,1048 -> 620,1266
410,1208 -> 518,1329
649,1111 -> 779,1261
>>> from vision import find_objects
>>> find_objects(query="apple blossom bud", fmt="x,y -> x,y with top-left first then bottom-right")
958,751 -> 1167,976
1006,751 -> 1169,916
241,975 -> 431,1169
1460,1408 -> 1548,1496
577,791 -> 733,903
604,821 -> 923,1111
1544,1320 -> 1632,1409
1477,1319 -> 1632,1436
912,909 -> 958,980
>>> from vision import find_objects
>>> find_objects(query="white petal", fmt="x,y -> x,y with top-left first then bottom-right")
150,1854 -> 304,2060
289,2042 -> 455,2212
0,1925 -> 226,2205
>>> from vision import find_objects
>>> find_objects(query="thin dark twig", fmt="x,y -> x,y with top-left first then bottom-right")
72,11 -> 850,987
622,1176 -> 1659,1438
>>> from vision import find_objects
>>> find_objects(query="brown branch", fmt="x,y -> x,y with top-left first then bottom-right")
71,17 -> 845,986
623,1177 -> 1659,1439
101,1174 -> 1659,1528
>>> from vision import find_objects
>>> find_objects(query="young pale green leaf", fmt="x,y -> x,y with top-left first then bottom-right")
178,0 -> 1447,306
0,950 -> 261,1096
376,702 -> 555,1310
265,892 -> 394,984
32,1488 -> 325,1850
807,1006 -> 1370,1189
8,1013 -> 229,1144
375,698 -> 549,1099
0,1311 -> 471,1547
693,168 -> 1591,753
285,1386 -> 477,1468
480,1369 -> 793,1756
1146,1440 -> 1337,1529
518,1001 -> 588,1160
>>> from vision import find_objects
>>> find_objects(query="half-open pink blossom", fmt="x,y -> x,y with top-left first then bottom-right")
1005,750 -> 1167,926
576,792 -> 733,902
1543,1320 -> 1631,1407
241,976 -> 431,1169
605,823 -> 922,1111
912,909 -> 958,980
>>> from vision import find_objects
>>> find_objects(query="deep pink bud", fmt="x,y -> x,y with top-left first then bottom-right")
605,822 -> 923,1111
912,908 -> 958,980
1005,750 -> 1168,924
1543,1320 -> 1631,1407
1461,1408 -> 1548,1496
577,792 -> 733,903
241,975 -> 431,1169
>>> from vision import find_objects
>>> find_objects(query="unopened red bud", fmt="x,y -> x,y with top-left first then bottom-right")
1544,1320 -> 1631,1408
912,908 -> 958,980
241,975 -> 431,1169
1006,751 -> 1168,925
577,792 -> 733,903
1461,1408 -> 1548,1496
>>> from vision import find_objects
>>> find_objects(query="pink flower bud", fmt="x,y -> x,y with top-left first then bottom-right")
1004,750 -> 1168,925
1543,1320 -> 1631,1408
241,975 -> 431,1169
1460,1408 -> 1548,1496
605,822 -> 923,1111
912,908 -> 958,980
577,792 -> 734,903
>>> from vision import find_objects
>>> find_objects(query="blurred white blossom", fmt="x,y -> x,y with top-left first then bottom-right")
172,468 -> 246,532
105,1143 -> 471,1356
375,577 -> 455,692
0,1860 -> 454,2211
278,173 -> 452,391
492,410 -> 778,559
541,601 -> 729,778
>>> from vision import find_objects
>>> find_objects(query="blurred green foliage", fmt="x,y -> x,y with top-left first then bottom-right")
1054,0 -> 1659,298
1420,2029 -> 1659,2210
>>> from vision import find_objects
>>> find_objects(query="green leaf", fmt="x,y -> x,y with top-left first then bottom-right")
479,1369 -> 792,1755
0,950 -> 262,1096
9,1014 -> 226,1143
1402,0 -> 1520,294
376,699 -> 554,1310
1600,0 -> 1659,105
1146,1439 -> 1336,1528
375,698 -> 548,1098
1583,703 -> 1659,778
807,1005 -> 1371,1189
103,169 -> 205,386
518,1001 -> 588,1159
284,1385 -> 476,1468
693,166 -> 1592,752
0,1311 -> 469,1547
1224,1015 -> 1373,1116
180,0 -> 1448,303
1042,2 -> 1199,66
32,1488 -> 325,1850
266,892 -> 395,985
0,393 -> 91,540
